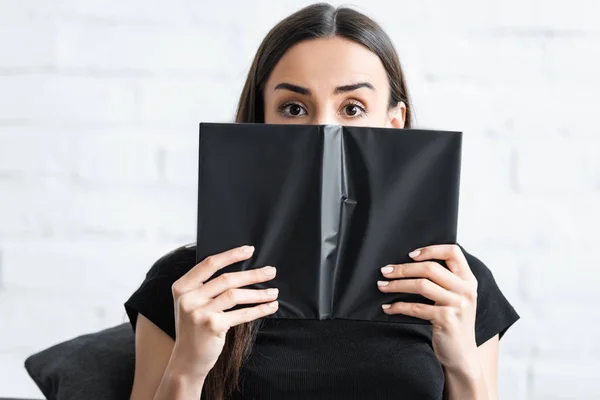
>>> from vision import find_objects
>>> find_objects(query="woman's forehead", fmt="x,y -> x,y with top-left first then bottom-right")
265,37 -> 388,93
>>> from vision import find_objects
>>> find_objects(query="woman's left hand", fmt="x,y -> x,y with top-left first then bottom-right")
378,244 -> 479,372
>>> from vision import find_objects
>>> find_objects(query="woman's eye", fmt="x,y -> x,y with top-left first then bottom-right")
280,103 -> 307,117
342,103 -> 366,118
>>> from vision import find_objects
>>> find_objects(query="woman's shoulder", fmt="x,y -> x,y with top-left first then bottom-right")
145,242 -> 197,282
125,243 -> 198,340
458,244 -> 494,281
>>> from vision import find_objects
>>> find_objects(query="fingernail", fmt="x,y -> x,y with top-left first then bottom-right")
409,249 -> 421,258
381,304 -> 391,309
263,266 -> 276,276
377,280 -> 389,287
242,245 -> 255,254
381,266 -> 394,274
268,300 -> 278,308
267,288 -> 279,295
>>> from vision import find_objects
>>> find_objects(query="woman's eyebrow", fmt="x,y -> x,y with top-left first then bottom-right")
273,82 -> 375,95
334,82 -> 374,94
274,83 -> 311,95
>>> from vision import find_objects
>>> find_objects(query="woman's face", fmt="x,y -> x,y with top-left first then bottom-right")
264,37 -> 406,128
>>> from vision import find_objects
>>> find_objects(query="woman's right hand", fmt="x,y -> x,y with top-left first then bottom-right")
169,245 -> 278,379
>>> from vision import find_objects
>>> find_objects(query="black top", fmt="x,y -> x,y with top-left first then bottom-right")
124,246 -> 519,400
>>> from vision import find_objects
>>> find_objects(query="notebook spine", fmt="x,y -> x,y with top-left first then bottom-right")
331,129 -> 356,320
318,125 -> 356,320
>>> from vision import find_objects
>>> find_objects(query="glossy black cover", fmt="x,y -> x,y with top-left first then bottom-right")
196,122 -> 462,325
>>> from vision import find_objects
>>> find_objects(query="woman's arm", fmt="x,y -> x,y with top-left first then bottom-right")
130,314 -> 205,400
152,360 -> 206,400
444,334 -> 499,400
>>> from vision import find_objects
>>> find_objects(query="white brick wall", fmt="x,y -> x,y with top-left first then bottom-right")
0,0 -> 598,398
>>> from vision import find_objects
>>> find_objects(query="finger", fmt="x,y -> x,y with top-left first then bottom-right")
381,301 -> 437,321
380,261 -> 470,293
408,244 -> 475,282
222,300 -> 279,326
377,278 -> 458,305
204,288 -> 279,312
174,245 -> 256,294
175,266 -> 276,312
198,266 -> 277,299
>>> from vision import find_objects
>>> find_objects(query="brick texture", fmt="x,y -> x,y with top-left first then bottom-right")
0,0 -> 596,397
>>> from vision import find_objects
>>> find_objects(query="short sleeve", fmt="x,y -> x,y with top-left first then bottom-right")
124,246 -> 197,341
460,246 -> 520,346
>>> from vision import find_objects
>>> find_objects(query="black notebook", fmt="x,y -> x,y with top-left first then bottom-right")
196,122 -> 462,325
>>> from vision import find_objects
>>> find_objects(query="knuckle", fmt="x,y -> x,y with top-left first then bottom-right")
439,308 -> 455,325
203,314 -> 220,331
416,279 -> 428,291
396,266 -> 409,278
264,301 -> 277,313
424,262 -> 437,275
240,307 -> 253,320
219,273 -> 234,286
225,288 -> 237,302
191,309 -> 208,325
204,255 -> 219,269
171,281 -> 183,298
254,269 -> 266,281
465,288 -> 478,302
178,295 -> 194,314
410,303 -> 422,315
450,245 -> 462,258
458,297 -> 470,311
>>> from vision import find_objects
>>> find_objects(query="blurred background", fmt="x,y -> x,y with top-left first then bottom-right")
0,0 -> 598,398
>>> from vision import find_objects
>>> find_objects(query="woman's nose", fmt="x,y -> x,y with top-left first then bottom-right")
311,111 -> 338,126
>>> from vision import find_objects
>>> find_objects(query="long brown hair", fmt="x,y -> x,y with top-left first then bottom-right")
202,3 -> 413,398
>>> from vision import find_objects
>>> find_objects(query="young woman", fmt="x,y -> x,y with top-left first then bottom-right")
125,3 -> 519,399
